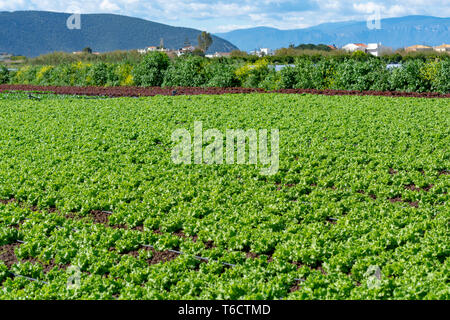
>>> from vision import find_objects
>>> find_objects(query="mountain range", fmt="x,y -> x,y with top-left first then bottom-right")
216,15 -> 450,51
1,12 -> 449,57
0,11 -> 238,57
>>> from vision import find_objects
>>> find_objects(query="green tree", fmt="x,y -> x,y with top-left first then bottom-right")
82,47 -> 93,54
162,56 -> 207,87
197,31 -> 213,53
133,51 -> 170,87
0,65 -> 10,84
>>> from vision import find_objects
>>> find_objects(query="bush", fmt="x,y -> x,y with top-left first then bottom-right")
432,60 -> 450,93
115,63 -> 134,86
235,59 -> 270,88
204,62 -> 238,87
388,60 -> 431,92
351,51 -> 372,61
88,62 -> 109,86
284,59 -> 337,90
333,59 -> 389,91
48,62 -> 91,86
11,65 -> 39,84
259,69 -> 281,90
7,55 -> 449,93
311,59 -> 337,89
162,56 -> 207,87
0,65 -> 9,84
291,59 -> 316,89
279,66 -> 297,89
133,52 -> 170,87
35,65 -> 55,85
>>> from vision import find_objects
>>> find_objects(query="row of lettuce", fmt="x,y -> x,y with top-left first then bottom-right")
1,52 -> 449,93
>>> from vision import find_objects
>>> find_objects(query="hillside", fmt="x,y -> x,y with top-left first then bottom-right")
0,11 -> 238,57
216,15 -> 450,51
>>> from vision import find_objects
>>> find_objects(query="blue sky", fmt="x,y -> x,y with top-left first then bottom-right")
1,0 -> 449,32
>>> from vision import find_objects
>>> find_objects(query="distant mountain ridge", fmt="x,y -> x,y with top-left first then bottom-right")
0,11 -> 238,57
216,16 -> 450,51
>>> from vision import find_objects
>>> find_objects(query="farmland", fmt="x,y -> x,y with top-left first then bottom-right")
0,92 -> 449,300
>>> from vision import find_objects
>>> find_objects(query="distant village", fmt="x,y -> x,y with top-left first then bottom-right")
132,42 -> 450,58
1,43 -> 449,62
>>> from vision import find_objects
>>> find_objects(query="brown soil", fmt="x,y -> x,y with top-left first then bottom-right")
389,197 -> 403,203
405,184 -> 421,191
126,246 -> 179,265
110,224 -> 128,230
204,240 -> 216,249
326,218 -> 337,225
173,230 -> 188,238
289,281 -> 302,293
0,243 -> 19,268
23,257 -> 68,273
1,84 -> 449,99
408,201 -> 419,208
275,182 -> 298,191
291,261 -> 304,269
315,266 -> 327,275
90,210 -> 110,225
65,213 -> 82,220
245,252 -> 259,259
389,168 -> 398,175
405,184 -> 434,192
389,197 -> 419,208
90,210 -> 127,229
0,198 -> 17,205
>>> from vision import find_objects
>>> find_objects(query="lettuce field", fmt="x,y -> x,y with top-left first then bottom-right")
0,92 -> 448,300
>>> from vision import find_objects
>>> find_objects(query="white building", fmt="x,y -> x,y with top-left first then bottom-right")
366,43 -> 391,57
137,46 -> 159,54
250,48 -> 274,57
434,44 -> 450,52
174,46 -> 196,56
137,46 -> 173,54
342,43 -> 368,53
206,52 -> 232,58
342,43 -> 390,57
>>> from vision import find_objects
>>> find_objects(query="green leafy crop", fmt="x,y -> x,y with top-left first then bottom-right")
0,93 -> 448,300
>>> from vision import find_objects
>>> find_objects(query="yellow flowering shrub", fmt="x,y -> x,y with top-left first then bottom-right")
420,60 -> 439,82
235,58 -> 269,87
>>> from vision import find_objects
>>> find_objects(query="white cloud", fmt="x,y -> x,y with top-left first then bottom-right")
100,0 -> 120,11
353,2 -> 384,14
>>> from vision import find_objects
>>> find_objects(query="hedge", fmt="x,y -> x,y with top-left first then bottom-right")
3,52 -> 450,93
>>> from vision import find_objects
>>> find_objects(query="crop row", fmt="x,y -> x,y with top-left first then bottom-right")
0,93 -> 448,299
